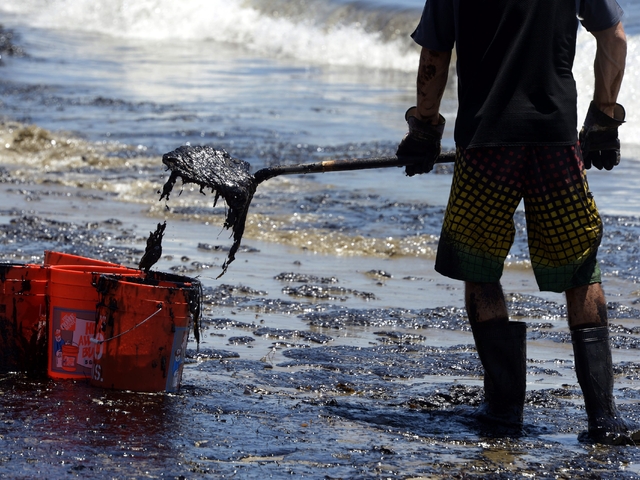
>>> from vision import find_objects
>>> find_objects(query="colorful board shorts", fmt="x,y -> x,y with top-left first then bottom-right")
434,144 -> 602,293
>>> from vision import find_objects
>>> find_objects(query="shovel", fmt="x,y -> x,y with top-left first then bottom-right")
159,145 -> 455,276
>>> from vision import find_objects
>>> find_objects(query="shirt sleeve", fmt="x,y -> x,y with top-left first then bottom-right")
578,0 -> 624,32
411,0 -> 456,51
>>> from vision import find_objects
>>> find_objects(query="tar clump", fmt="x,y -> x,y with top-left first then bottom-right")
138,221 -> 166,272
160,145 -> 257,277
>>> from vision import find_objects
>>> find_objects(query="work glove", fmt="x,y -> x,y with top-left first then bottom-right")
579,101 -> 625,170
397,106 -> 445,176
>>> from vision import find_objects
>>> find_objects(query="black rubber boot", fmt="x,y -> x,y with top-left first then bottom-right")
572,326 -> 640,445
470,321 -> 527,431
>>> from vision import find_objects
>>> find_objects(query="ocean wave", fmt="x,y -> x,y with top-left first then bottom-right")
2,0 -> 639,77
0,0 -> 422,71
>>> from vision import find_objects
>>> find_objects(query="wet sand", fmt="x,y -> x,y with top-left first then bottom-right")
2,173 -> 640,478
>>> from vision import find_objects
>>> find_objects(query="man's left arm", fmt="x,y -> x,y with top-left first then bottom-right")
416,48 -> 452,123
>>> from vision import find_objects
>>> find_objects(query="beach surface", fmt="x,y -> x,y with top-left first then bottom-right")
1,0 -> 640,477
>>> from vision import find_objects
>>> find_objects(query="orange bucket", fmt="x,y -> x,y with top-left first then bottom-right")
0,264 -> 48,375
44,250 -> 122,268
48,264 -> 143,380
90,272 -> 201,392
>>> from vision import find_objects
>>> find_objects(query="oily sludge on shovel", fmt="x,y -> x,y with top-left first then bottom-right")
160,145 -> 455,276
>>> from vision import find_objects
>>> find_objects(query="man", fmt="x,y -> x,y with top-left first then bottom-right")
397,0 -> 636,444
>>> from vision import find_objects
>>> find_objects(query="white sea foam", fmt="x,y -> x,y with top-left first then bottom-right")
0,0 -> 421,71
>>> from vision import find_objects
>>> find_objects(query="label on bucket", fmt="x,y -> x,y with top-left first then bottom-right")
50,307 -> 97,378
166,326 -> 189,393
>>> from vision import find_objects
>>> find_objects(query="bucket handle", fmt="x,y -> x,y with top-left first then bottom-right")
91,302 -> 164,345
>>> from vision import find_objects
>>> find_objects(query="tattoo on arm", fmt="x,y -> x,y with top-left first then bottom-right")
420,64 -> 437,82
416,48 -> 451,123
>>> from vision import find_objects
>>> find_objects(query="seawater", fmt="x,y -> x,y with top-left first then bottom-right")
0,0 -> 638,146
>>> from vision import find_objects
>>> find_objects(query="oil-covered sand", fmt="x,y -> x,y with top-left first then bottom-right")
1,163 -> 640,478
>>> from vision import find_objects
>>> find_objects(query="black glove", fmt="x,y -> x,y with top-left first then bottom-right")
397,107 -> 445,176
579,101 -> 625,170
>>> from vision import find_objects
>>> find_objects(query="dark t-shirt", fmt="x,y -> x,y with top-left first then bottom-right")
411,0 -> 624,149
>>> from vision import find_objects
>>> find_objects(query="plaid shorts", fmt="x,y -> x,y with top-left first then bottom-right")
434,144 -> 602,293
